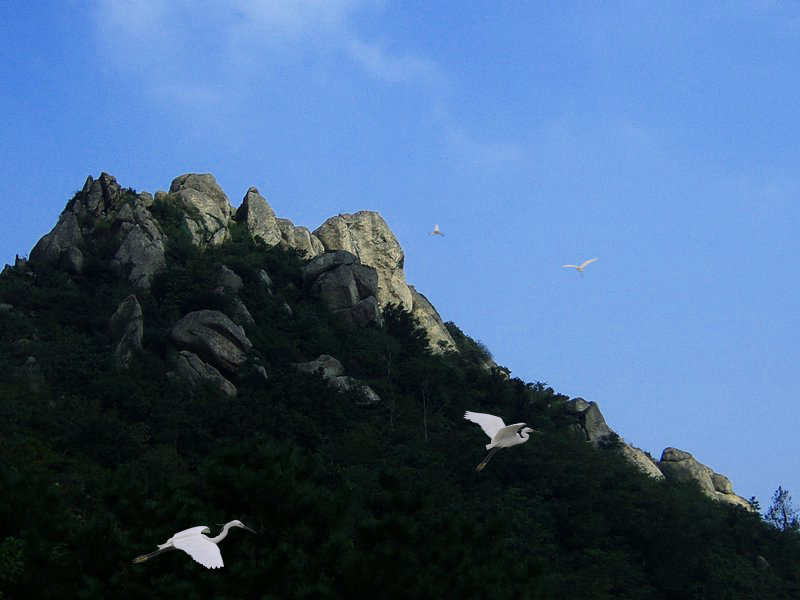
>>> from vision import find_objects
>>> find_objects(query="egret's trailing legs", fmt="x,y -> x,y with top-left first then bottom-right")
476,448 -> 499,471
133,546 -> 176,563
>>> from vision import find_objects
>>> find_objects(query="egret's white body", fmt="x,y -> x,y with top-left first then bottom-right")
430,224 -> 444,236
133,520 -> 255,569
464,411 -> 539,471
562,258 -> 597,277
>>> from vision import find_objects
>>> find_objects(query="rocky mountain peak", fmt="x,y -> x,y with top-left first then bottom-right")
28,172 -> 455,352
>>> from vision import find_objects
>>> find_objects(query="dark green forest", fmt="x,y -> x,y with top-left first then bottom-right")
1,194 -> 799,599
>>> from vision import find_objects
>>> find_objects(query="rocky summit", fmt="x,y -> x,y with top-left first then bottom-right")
29,173 -> 454,352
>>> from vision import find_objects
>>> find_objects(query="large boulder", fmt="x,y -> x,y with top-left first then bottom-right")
169,350 -> 238,397
235,187 -> 282,247
295,354 -> 381,405
168,173 -> 234,246
109,295 -> 143,368
314,212 -> 412,309
302,251 -> 383,327
30,211 -> 85,273
217,265 -> 244,292
170,310 -> 252,375
314,213 -> 456,352
657,448 -> 718,496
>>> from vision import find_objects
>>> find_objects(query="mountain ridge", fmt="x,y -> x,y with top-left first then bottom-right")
0,171 -> 796,598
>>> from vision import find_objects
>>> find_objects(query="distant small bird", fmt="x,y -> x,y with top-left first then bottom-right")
464,411 -> 540,471
562,258 -> 597,277
133,520 -> 256,569
429,224 -> 444,236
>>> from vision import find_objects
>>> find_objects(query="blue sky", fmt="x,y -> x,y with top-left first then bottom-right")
1,1 -> 798,510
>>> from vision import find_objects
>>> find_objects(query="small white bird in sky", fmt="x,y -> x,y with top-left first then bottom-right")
429,224 -> 444,236
133,520 -> 256,569
562,258 -> 597,277
464,411 -> 540,471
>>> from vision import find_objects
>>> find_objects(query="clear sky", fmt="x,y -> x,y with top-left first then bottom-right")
1,1 -> 798,510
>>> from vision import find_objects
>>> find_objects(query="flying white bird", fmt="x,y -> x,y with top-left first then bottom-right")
562,258 -> 597,277
133,520 -> 256,569
464,411 -> 540,471
430,224 -> 444,236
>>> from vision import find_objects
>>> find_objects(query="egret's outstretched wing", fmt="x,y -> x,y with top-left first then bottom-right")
562,265 -> 579,268
579,258 -> 597,269
170,526 -> 210,540
173,536 -> 224,569
161,526 -> 210,549
464,411 -> 506,439
491,423 -> 526,444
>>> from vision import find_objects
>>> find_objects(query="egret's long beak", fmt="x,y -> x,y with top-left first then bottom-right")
240,524 -> 257,534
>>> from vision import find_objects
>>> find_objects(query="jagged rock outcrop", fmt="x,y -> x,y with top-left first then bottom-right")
562,399 -> 753,508
301,251 -> 383,327
619,444 -> 665,480
170,310 -> 252,375
30,173 -> 166,288
314,212 -> 411,308
30,211 -> 85,273
295,354 -> 381,405
313,212 -> 456,351
109,295 -> 143,368
657,448 -> 753,510
564,398 -> 613,443
658,447 -> 717,495
277,218 -> 324,257
167,173 -> 234,247
235,187 -> 282,247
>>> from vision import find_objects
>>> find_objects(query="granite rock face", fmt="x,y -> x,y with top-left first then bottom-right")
564,398 -> 613,443
170,310 -> 252,375
235,187 -> 282,247
314,212 -> 412,309
409,286 -> 455,351
277,218 -> 324,258
619,444 -> 665,480
301,251 -> 383,327
657,447 -> 754,510
109,295 -> 143,368
313,212 -> 455,351
30,211 -> 85,273
168,173 -> 234,247
29,173 -> 166,288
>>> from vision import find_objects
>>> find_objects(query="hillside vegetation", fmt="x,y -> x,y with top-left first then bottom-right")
1,196 -> 799,599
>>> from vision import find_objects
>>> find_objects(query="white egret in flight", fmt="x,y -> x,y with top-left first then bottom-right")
133,520 -> 256,569
430,224 -> 444,236
464,411 -> 540,471
562,258 -> 597,277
